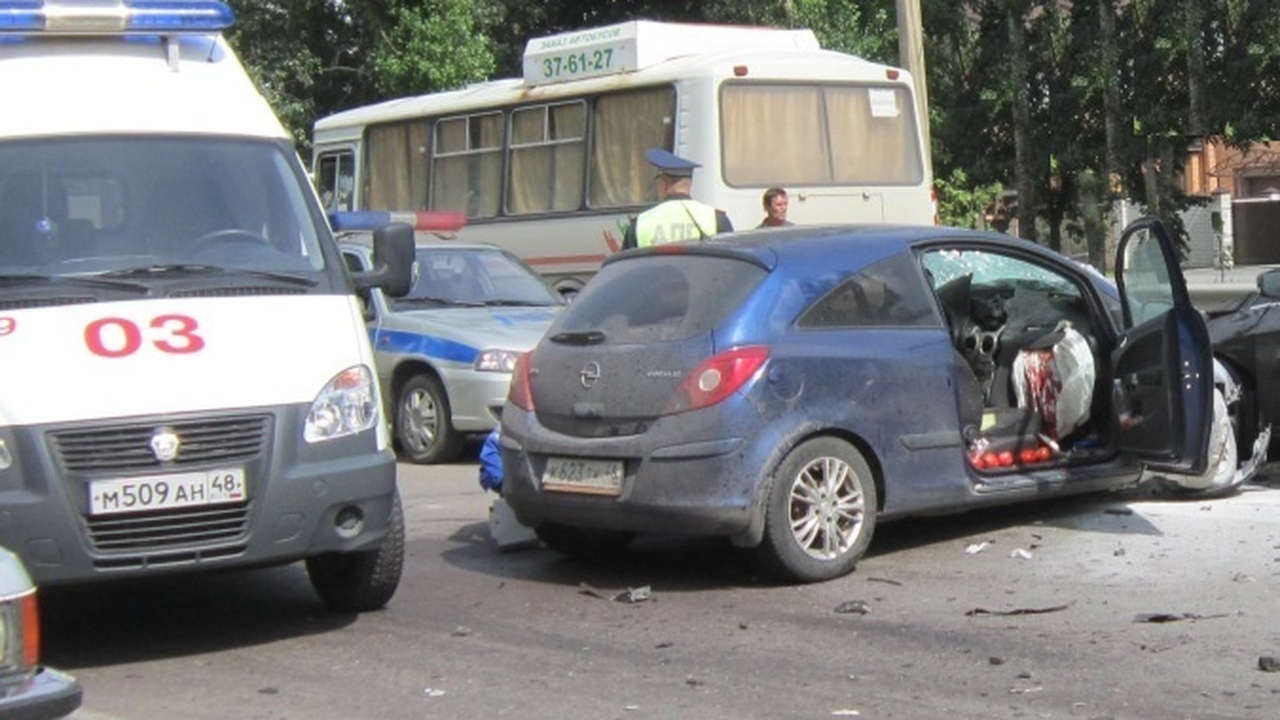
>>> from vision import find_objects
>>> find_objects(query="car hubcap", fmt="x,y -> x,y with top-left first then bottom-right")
789,456 -> 864,560
401,388 -> 439,453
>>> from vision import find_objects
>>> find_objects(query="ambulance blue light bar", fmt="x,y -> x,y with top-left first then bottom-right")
329,211 -> 467,233
0,1 -> 234,34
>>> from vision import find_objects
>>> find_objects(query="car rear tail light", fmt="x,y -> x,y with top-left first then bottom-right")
667,346 -> 769,414
508,351 -> 535,411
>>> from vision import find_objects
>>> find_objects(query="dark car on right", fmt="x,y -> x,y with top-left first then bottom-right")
1204,268 -> 1280,464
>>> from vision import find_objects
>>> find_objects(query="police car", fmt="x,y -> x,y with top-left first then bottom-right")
334,212 -> 564,464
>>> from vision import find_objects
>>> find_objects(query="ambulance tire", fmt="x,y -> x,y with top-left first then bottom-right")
306,492 -> 405,613
396,374 -> 463,464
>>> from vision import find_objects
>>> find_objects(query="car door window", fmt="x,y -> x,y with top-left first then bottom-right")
799,253 -> 935,328
1117,225 -> 1176,328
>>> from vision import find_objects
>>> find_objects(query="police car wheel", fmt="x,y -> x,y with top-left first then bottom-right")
396,374 -> 463,464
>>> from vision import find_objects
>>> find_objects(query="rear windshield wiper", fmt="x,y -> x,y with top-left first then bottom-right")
481,299 -> 558,307
549,330 -> 606,345
99,264 -> 316,287
394,296 -> 483,308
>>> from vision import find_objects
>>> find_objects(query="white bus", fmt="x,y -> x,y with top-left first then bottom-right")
313,20 -> 934,296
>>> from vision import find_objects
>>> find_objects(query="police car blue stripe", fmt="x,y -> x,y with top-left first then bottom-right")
371,328 -> 479,364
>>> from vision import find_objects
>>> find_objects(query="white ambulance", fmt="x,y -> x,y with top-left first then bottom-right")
0,1 -> 415,612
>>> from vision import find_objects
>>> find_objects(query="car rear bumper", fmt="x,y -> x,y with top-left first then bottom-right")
499,409 -> 768,538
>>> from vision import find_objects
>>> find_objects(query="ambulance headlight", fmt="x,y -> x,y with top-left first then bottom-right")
475,349 -> 522,373
305,366 -> 379,443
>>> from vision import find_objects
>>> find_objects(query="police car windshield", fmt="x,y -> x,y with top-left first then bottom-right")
0,137 -> 326,277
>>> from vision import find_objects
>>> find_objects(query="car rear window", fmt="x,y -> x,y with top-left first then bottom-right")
554,254 -> 766,344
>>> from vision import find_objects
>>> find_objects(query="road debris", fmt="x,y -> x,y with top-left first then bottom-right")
1132,612 -> 1229,623
579,583 -> 652,604
866,576 -> 902,586
966,602 -> 1071,617
1010,548 -> 1033,560
1258,656 -> 1280,672
831,710 -> 861,716
834,600 -> 871,615
965,541 -> 991,555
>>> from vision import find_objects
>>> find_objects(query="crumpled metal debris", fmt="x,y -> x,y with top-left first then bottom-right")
834,600 -> 870,615
579,582 -> 652,603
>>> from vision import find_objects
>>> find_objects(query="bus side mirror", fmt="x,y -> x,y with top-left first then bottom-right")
352,222 -> 415,297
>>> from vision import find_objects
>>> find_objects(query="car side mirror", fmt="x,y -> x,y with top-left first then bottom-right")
1258,269 -> 1280,298
351,222 -> 415,298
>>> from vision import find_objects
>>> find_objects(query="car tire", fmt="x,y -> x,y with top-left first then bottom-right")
1156,386 -> 1241,498
306,492 -> 405,613
534,522 -> 634,559
396,374 -> 463,464
756,437 -> 877,583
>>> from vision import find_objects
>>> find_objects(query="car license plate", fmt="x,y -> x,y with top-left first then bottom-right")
542,457 -> 623,496
88,467 -> 247,516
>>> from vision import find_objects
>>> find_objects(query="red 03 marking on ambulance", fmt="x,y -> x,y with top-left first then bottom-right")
84,314 -> 206,358
0,316 -> 14,336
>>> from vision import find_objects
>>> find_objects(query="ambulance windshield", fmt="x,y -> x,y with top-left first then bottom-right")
0,136 -> 326,276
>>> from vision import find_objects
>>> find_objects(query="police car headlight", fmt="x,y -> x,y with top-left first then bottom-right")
305,366 -> 380,442
475,349 -> 522,373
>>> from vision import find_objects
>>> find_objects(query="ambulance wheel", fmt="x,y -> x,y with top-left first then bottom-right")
756,437 -> 877,583
396,374 -> 463,464
306,492 -> 404,613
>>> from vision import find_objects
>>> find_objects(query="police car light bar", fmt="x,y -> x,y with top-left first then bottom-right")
329,211 -> 468,233
0,0 -> 233,34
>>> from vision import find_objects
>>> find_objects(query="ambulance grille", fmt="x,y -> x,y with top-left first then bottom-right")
85,504 -> 251,556
51,416 -> 270,473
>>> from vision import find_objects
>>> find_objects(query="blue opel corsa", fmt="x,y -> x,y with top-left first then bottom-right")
500,218 -> 1224,583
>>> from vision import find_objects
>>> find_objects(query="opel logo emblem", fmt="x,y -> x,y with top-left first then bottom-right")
579,361 -> 602,389
150,429 -> 181,463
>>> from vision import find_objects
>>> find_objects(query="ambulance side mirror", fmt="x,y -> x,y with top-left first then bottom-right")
352,222 -> 415,298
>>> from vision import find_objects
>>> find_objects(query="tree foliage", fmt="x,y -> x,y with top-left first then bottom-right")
225,0 -> 1280,262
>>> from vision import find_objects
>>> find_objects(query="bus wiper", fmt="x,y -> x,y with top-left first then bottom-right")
99,264 -> 316,287
395,296 -> 483,307
549,330 -> 606,345
0,272 -> 149,293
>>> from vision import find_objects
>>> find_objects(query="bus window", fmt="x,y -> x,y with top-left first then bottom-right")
588,86 -> 675,209
720,83 -> 923,187
316,149 -> 356,212
366,121 -> 429,210
508,101 -> 587,214
432,112 -> 503,218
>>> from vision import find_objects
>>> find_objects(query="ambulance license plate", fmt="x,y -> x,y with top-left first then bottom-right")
89,468 -> 247,516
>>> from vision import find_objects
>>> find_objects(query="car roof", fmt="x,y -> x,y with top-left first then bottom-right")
606,223 -> 1052,271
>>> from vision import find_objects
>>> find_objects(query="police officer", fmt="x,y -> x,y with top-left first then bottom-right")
621,148 -> 733,250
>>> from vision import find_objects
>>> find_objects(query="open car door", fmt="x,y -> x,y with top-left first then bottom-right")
1112,216 -> 1213,474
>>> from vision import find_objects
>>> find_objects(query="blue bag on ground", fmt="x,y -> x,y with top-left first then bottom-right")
479,428 -> 503,492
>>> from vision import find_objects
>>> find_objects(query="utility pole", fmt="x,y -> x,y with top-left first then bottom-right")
896,0 -> 931,158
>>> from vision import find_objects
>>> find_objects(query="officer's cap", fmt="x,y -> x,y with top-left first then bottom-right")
646,148 -> 700,177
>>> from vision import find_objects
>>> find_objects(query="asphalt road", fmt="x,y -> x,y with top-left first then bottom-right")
51,453 -> 1280,720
